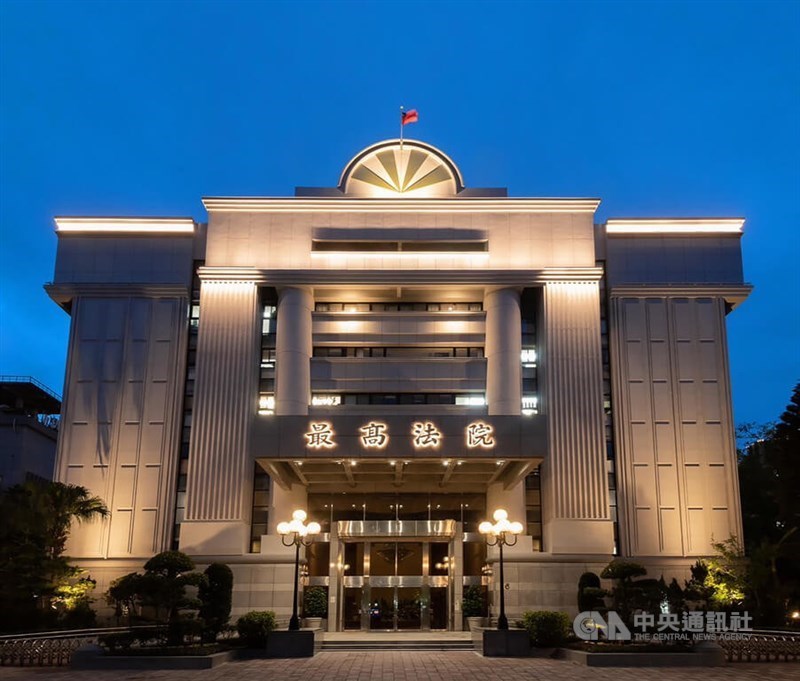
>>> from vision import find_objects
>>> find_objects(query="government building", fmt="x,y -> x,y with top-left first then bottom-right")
46,139 -> 750,630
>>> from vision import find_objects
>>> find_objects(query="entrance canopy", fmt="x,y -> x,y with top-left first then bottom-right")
257,456 -> 539,494
252,413 -> 546,493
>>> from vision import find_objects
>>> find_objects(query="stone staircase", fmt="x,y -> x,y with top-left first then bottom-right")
321,632 -> 475,652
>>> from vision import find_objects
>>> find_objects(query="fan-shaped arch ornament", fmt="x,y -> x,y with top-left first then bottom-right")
340,140 -> 464,197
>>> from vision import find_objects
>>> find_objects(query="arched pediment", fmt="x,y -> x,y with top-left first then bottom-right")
339,139 -> 464,197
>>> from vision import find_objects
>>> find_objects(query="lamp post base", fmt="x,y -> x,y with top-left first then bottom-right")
288,615 -> 300,631
497,613 -> 509,630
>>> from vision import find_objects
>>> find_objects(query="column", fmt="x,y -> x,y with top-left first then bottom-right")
181,280 -> 260,555
541,281 -> 614,555
484,287 -> 521,415
275,286 -> 313,415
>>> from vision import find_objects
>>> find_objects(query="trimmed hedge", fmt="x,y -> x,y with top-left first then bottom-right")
236,610 -> 277,647
521,610 -> 570,647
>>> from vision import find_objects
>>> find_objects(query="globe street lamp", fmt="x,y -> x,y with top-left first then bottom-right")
277,509 -> 321,631
479,509 -> 523,630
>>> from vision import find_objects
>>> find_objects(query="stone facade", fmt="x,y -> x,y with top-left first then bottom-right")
46,140 -> 750,627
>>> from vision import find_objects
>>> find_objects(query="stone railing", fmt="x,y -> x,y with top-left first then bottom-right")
720,630 -> 800,663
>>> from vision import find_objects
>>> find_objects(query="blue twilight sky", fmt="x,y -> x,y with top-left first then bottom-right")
0,1 -> 798,426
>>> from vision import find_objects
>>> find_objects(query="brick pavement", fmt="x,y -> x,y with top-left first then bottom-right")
0,652 -> 798,681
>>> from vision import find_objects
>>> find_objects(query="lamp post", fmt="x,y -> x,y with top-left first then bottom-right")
479,509 -> 523,630
277,509 -> 321,631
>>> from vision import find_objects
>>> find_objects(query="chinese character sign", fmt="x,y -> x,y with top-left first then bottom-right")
466,421 -> 495,449
305,422 -> 336,449
360,422 -> 389,449
412,421 -> 442,449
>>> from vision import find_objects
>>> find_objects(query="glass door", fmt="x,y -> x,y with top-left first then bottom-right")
340,540 -> 449,631
396,587 -> 422,629
369,587 -> 395,629
343,587 -> 363,630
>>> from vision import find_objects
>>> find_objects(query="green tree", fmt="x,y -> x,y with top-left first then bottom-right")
198,563 -> 234,642
737,382 -> 800,623
600,560 -> 648,626
139,551 -> 205,646
0,481 -> 108,632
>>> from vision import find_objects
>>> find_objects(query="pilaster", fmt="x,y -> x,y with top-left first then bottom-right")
541,281 -> 613,555
181,281 -> 260,555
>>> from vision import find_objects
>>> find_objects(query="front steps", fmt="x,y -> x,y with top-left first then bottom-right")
321,632 -> 474,652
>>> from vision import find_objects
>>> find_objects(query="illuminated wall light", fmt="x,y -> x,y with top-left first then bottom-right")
605,219 -> 744,234
338,320 -> 361,333
258,394 -> 275,416
55,217 -> 195,234
455,395 -> 486,406
310,251 -> 490,258
521,348 -> 537,366
521,396 -> 538,416
312,394 -> 342,406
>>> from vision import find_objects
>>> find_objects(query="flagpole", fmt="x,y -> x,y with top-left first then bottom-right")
399,105 -> 404,152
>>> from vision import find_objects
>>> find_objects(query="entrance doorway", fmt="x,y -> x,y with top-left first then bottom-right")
340,540 -> 450,631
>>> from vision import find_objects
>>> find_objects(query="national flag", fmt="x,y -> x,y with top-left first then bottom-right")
401,109 -> 419,125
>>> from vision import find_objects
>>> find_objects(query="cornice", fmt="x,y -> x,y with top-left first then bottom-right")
196,266 -> 605,285
201,197 -> 601,214
609,283 -> 753,308
45,282 -> 190,309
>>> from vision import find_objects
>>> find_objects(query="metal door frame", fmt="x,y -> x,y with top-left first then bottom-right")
340,540 -> 451,631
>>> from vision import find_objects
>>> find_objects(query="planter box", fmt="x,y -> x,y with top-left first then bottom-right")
265,629 -> 321,658
473,628 -> 530,657
71,645 -> 236,670
560,643 -> 726,667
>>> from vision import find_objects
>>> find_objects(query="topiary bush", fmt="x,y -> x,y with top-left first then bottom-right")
521,610 -> 570,647
199,563 -> 234,643
600,559 -> 649,626
236,610 -> 277,647
303,586 -> 328,618
577,571 -> 604,611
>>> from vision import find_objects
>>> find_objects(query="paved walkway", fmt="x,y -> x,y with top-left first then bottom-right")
1,653 -> 798,681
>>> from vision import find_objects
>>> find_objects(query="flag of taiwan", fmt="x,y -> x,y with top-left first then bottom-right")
401,109 -> 419,125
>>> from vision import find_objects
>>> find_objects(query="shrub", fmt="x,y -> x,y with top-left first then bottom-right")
303,586 -> 328,618
99,632 -> 135,652
199,563 -> 234,642
462,585 -> 487,617
521,610 -> 570,647
577,572 -> 603,611
236,610 -> 277,647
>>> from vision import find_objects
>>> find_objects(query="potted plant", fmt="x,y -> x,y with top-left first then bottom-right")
302,586 -> 328,630
462,585 -> 487,631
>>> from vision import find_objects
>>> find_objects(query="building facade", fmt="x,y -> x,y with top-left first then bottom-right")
47,139 -> 750,629
0,376 -> 61,488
